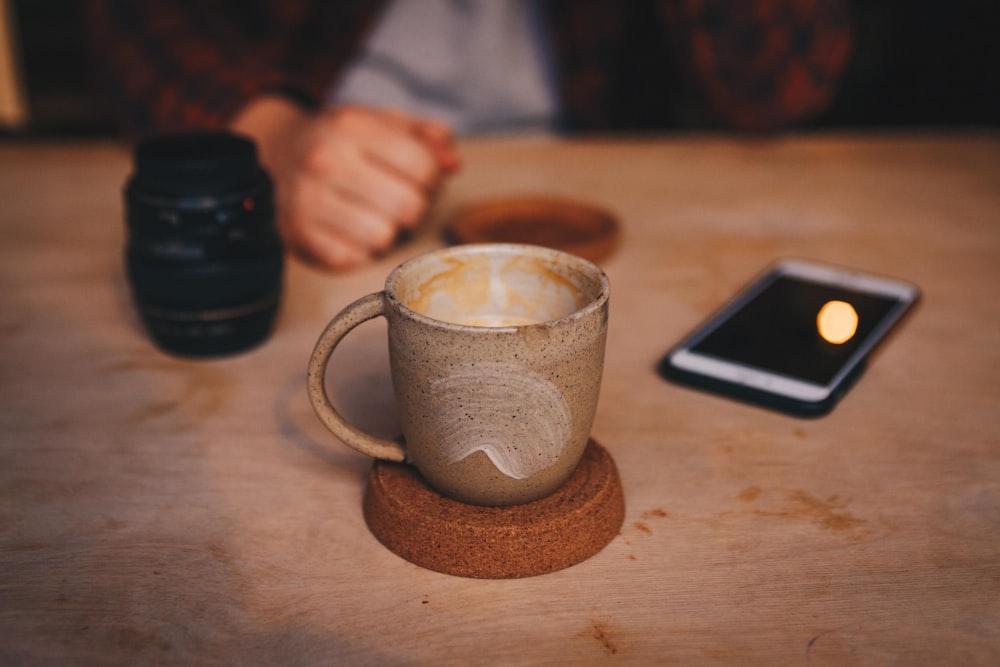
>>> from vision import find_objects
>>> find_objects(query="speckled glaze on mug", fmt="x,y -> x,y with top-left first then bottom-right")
307,243 -> 610,506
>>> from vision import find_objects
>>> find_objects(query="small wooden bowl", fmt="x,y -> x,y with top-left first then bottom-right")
446,196 -> 622,264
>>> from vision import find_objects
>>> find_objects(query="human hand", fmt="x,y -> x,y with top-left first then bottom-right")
232,97 -> 460,270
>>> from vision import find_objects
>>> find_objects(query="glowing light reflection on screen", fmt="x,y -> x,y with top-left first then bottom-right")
817,300 -> 859,344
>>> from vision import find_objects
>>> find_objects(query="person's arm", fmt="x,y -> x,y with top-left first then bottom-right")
85,0 -> 459,271
660,0 -> 853,131
83,0 -> 375,138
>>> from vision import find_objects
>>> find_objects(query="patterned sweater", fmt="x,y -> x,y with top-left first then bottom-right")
85,0 -> 852,139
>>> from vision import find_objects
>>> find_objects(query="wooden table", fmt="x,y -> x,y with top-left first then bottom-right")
2,133 -> 998,665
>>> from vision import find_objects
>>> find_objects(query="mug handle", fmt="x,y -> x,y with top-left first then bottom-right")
306,292 -> 407,462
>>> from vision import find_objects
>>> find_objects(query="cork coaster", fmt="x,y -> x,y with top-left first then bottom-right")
363,439 -> 625,578
446,196 -> 621,264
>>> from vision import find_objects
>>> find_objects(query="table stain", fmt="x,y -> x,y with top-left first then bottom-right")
736,486 -> 868,536
581,621 -> 620,656
777,490 -> 866,532
623,509 -> 669,560
630,508 -> 669,538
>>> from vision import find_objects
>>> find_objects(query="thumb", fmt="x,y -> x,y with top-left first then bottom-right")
414,120 -> 461,173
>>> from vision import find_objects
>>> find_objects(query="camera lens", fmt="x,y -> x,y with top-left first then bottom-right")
124,132 -> 283,357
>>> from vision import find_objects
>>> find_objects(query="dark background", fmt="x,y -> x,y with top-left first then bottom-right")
5,0 -> 999,138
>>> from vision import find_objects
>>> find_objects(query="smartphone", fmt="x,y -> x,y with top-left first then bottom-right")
658,258 -> 920,417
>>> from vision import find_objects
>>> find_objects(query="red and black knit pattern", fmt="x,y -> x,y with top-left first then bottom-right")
84,0 -> 383,138
84,0 -> 851,139
544,0 -> 852,132
666,0 -> 853,130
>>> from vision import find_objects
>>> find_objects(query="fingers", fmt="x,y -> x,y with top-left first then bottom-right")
280,171 -> 401,270
274,105 -> 460,271
380,110 -> 462,173
333,113 -> 438,185
310,140 -> 427,230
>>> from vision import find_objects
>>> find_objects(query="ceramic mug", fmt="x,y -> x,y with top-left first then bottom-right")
307,243 -> 610,506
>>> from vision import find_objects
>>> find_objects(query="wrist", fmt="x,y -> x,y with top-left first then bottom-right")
230,95 -> 309,172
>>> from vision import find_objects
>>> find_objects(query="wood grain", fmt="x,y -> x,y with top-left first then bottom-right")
1,135 -> 998,665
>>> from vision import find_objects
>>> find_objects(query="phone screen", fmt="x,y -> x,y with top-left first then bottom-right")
689,275 -> 902,385
662,259 -> 920,416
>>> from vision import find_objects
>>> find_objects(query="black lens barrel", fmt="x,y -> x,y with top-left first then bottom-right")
125,132 -> 283,357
